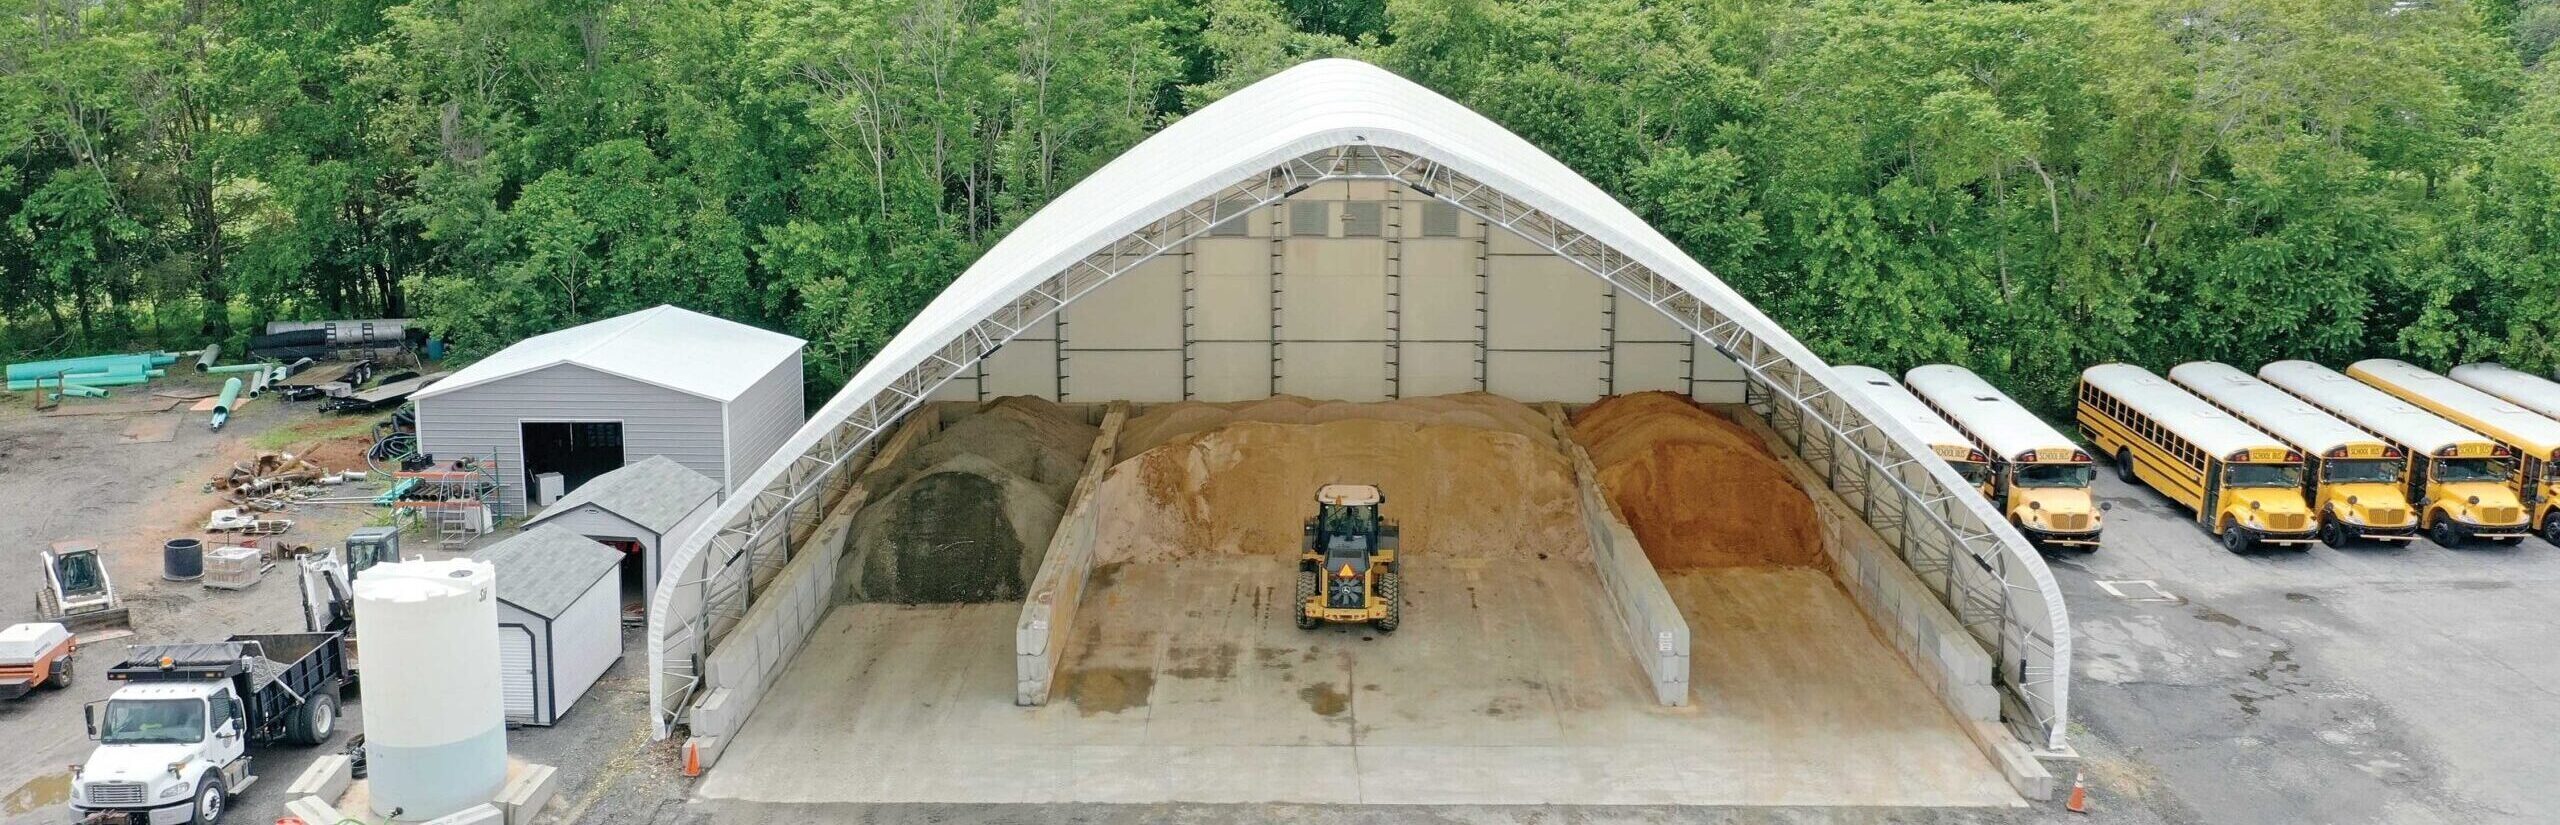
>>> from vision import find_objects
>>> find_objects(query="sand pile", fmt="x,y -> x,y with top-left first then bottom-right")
1092,416 -> 1590,565
847,396 -> 1098,603
1117,392 -> 1558,456
1571,392 -> 1825,569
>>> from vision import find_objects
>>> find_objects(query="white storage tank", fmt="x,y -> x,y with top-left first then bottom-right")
354,558 -> 507,819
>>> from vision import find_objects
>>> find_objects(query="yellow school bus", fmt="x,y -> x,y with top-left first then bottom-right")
1907,364 -> 2104,549
2172,362 -> 2418,548
1834,365 -> 1995,497
2077,364 -> 2315,552
2355,359 -> 2560,545
2261,360 -> 2528,548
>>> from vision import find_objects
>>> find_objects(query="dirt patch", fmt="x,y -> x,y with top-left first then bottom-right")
1165,643 -> 1239,680
1299,682 -> 1350,717
1064,666 -> 1155,716
848,397 -> 1096,604
1092,415 -> 1589,565
1571,392 -> 1825,569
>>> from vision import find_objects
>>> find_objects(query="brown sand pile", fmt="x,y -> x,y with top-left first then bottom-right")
1092,418 -> 1590,564
1117,392 -> 1558,456
1570,392 -> 1825,569
848,397 -> 1098,603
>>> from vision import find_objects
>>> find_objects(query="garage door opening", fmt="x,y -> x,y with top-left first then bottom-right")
522,421 -> 624,499
600,538 -> 648,621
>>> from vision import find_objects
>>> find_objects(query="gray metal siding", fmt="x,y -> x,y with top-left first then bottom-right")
415,363 -> 725,516
722,350 -> 806,495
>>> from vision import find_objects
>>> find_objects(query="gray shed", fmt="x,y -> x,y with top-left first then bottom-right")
412,305 -> 806,516
477,525 -> 626,726
522,455 -> 720,614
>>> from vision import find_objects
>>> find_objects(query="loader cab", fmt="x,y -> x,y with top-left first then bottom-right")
47,542 -> 110,602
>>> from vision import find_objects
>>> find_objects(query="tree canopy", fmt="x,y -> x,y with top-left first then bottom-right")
3,0 -> 2552,410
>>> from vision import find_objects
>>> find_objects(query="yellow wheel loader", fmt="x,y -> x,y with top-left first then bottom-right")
1294,484 -> 1401,633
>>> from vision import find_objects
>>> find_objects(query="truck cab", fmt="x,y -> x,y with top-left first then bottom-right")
73,634 -> 346,824
73,682 -> 253,823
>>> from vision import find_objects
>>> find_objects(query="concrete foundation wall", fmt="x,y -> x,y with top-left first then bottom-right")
680,409 -> 942,767
1730,411 -> 2056,800
1015,403 -> 1128,705
1552,407 -> 1692,706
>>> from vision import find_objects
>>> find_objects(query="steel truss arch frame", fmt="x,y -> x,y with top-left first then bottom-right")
648,143 -> 2073,753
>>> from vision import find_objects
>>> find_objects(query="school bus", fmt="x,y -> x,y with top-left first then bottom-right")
1836,365 -> 1996,497
1906,364 -> 2104,549
2076,364 -> 2315,552
2353,358 -> 2560,545
2170,362 -> 2417,547
2260,360 -> 2528,547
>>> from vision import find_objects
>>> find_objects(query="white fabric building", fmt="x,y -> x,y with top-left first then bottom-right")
647,58 -> 2072,753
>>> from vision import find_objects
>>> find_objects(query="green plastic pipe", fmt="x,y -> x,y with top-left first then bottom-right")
210,377 -> 243,430
204,362 -> 276,375
49,384 -> 108,399
9,373 -> 152,391
6,355 -> 152,382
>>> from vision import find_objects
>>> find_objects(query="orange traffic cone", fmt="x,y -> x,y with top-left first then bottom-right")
2065,771 -> 2091,814
683,740 -> 702,777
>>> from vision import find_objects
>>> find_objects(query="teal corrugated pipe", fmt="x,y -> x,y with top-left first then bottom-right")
5,353 -> 161,381
9,373 -> 153,391
210,377 -> 244,430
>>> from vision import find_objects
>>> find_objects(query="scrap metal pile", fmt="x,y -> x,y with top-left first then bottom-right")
202,452 -> 371,534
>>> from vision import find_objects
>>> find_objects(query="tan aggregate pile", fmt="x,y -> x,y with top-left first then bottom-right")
1094,394 -> 1588,565
848,396 -> 1098,603
1117,392 -> 1558,455
1571,392 -> 1826,569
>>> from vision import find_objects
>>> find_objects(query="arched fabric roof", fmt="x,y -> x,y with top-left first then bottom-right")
649,58 -> 2073,751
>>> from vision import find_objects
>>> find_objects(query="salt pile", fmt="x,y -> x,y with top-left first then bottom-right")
1094,394 -> 1589,565
847,397 -> 1098,603
1571,392 -> 1825,569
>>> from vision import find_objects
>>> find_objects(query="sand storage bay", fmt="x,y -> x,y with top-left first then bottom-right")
1094,394 -> 1588,564
1571,392 -> 1825,569
847,397 -> 1098,603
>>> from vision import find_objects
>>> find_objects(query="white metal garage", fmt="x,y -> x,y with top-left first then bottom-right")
478,525 -> 625,726
649,57 -> 2073,756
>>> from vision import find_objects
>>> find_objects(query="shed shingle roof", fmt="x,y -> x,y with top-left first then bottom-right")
413,305 -> 803,403
474,524 -> 625,618
523,455 -> 719,536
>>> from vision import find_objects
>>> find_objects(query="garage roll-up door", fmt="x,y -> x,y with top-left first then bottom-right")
501,626 -> 537,721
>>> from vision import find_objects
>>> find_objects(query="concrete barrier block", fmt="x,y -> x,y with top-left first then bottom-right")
685,733 -> 730,770
691,688 -> 735,739
498,763 -> 561,825
422,802 -> 507,825
284,796 -> 343,825
285,753 -> 352,799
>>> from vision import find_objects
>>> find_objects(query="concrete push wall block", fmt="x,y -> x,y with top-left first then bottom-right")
1016,402 -> 1126,706
283,796 -> 344,825
285,753 -> 352,801
498,763 -> 562,825
421,803 -> 508,825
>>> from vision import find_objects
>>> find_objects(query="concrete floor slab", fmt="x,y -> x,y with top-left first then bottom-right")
700,557 -> 2019,808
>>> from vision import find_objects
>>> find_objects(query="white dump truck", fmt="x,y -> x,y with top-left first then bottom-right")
70,633 -> 348,824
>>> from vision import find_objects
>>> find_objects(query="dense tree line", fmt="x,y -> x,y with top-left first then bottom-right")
2,0 -> 2553,410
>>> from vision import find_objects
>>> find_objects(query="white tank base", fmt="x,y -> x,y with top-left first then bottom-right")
368,724 -> 507,819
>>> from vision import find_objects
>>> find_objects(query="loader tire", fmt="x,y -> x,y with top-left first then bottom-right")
1295,570 -> 1322,630
1373,572 -> 1401,633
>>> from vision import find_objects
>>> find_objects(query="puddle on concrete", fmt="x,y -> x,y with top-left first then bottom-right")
1165,643 -> 1239,680
1088,562 -> 1125,590
2284,592 -> 2319,603
1300,683 -> 1350,717
1066,667 -> 1154,716
5,771 -> 70,817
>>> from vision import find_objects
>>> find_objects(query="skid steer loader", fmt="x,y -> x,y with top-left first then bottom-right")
1294,484 -> 1402,632
37,540 -> 130,640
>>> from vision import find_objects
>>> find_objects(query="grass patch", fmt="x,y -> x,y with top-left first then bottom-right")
251,413 -> 381,452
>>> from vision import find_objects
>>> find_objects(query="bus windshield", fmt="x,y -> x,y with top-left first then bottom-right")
2224,463 -> 2305,488
2323,459 -> 2403,485
2013,463 -> 2094,488
99,699 -> 205,745
2436,457 -> 2515,483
